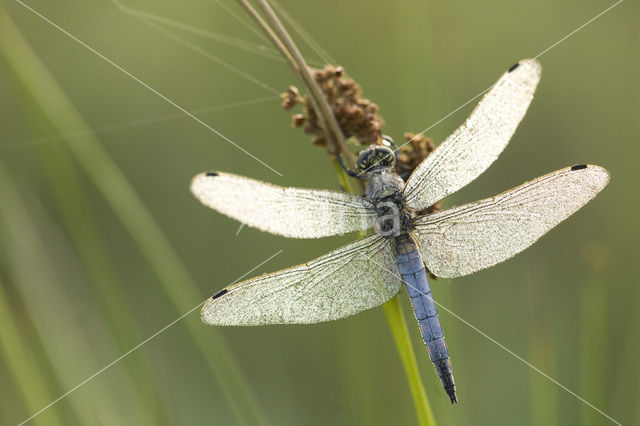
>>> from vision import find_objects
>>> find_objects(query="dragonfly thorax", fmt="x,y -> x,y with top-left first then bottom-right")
365,168 -> 404,201
366,169 -> 413,237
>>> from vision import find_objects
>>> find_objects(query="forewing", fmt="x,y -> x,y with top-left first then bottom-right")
413,165 -> 609,278
191,171 -> 376,238
404,59 -> 542,210
201,234 -> 402,325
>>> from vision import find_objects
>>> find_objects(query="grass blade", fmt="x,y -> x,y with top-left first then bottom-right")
383,296 -> 437,426
0,7 -> 267,425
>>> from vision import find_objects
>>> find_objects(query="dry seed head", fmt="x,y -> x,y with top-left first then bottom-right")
291,114 -> 306,127
396,132 -> 436,176
281,86 -> 303,110
283,65 -> 385,147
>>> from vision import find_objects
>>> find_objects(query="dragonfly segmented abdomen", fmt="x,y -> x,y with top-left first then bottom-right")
397,248 -> 457,403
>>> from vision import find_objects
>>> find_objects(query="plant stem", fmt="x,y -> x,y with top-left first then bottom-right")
237,2 -> 436,424
332,160 -> 355,194
235,0 -> 332,147
237,0 -> 356,166
254,0 -> 352,157
383,296 -> 437,426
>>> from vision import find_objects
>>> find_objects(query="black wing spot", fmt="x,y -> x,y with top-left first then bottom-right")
211,289 -> 228,299
508,62 -> 520,72
206,171 -> 219,177
571,164 -> 587,171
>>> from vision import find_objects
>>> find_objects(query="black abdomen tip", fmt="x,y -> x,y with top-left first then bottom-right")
508,62 -> 520,72
446,387 -> 458,404
571,164 -> 587,171
211,289 -> 228,299
206,171 -> 219,176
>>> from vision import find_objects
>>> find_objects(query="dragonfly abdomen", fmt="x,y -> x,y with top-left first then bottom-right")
396,247 -> 457,403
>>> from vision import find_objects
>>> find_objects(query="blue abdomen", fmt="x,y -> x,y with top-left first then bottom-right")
397,248 -> 457,403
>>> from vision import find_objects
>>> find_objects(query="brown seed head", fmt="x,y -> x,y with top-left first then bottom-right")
283,65 -> 385,147
281,85 -> 303,110
396,132 -> 436,176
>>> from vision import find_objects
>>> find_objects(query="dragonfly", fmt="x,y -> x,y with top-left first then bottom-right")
190,59 -> 609,403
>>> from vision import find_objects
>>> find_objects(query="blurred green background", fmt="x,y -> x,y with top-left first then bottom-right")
1,0 -> 638,425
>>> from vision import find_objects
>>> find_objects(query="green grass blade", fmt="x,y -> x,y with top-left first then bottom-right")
33,139 -> 170,424
0,277 -> 64,426
0,7 -> 266,425
0,160 -> 128,425
383,296 -> 437,426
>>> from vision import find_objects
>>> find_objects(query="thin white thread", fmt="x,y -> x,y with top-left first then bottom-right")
369,258 -> 622,426
235,223 -> 246,236
209,0 -> 271,44
406,0 -> 624,147
434,302 -> 622,426
530,0 -> 623,60
270,0 -> 337,66
357,0 -> 624,177
15,0 -> 284,177
112,0 -> 281,60
1,95 -> 278,151
17,250 -> 283,426
111,0 -> 324,68
16,305 -> 202,426
134,15 -> 281,95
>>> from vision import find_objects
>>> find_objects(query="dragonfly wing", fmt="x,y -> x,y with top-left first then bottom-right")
191,171 -> 376,238
413,165 -> 609,278
404,59 -> 542,210
201,233 -> 401,325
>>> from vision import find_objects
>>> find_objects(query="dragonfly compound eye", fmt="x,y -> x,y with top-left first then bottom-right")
356,148 -> 375,171
374,146 -> 396,168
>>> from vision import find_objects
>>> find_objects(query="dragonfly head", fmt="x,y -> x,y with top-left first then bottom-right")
356,145 -> 396,175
